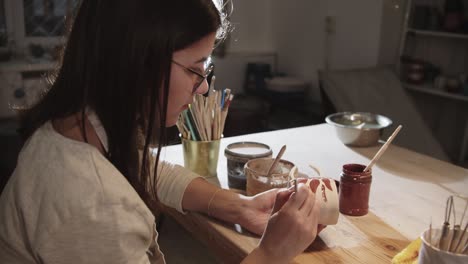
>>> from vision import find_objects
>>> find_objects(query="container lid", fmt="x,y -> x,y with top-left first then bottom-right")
225,142 -> 272,159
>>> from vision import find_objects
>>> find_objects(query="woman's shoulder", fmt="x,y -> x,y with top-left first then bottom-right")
0,121 -> 154,254
13,121 -> 107,201
1,121 -> 152,229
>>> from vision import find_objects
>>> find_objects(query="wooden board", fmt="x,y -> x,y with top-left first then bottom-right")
294,212 -> 409,263
164,208 -> 410,264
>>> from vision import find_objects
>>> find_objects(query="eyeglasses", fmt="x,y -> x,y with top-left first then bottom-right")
172,60 -> 214,94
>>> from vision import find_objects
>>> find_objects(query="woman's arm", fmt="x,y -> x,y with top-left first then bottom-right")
182,179 -> 321,264
153,160 -> 272,233
240,247 -> 281,264
181,177 -> 280,235
181,177 -> 247,224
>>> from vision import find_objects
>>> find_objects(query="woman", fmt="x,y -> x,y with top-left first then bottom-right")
0,1 -> 322,263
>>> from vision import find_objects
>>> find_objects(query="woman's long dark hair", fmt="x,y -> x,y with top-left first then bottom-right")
19,0 -> 230,211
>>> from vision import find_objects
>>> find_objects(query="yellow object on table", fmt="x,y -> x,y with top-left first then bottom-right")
392,237 -> 422,264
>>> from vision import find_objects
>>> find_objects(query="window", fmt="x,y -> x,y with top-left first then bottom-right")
0,0 -> 7,47
0,0 -> 80,51
23,0 -> 79,37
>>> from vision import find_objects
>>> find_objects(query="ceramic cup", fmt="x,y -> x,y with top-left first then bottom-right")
419,228 -> 468,264
297,177 -> 339,225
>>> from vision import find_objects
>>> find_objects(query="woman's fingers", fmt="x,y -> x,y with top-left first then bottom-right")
284,183 -> 310,211
308,195 -> 321,221
271,189 -> 293,214
317,224 -> 327,234
274,182 -> 322,224
299,187 -> 316,216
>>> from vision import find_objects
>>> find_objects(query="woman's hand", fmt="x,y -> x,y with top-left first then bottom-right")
252,183 -> 321,263
238,184 -> 327,236
237,188 -> 280,235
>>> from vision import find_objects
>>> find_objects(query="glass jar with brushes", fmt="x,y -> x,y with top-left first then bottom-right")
176,80 -> 234,178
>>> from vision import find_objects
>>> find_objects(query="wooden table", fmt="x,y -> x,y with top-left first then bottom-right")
161,124 -> 468,263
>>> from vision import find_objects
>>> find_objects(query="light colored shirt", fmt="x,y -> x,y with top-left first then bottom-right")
0,121 -> 200,263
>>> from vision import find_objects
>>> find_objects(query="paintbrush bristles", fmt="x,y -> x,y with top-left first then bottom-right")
175,76 -> 234,141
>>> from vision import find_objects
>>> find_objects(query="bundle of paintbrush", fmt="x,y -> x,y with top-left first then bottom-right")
426,195 -> 468,255
176,76 -> 234,141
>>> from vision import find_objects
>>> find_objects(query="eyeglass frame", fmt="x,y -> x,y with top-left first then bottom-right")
171,60 -> 214,94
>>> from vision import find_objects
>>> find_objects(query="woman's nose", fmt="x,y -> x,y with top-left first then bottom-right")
195,79 -> 209,95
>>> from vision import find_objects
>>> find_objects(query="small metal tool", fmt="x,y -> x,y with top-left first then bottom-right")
453,196 -> 468,253
428,218 -> 432,246
448,197 -> 460,252
438,196 -> 453,251
454,222 -> 468,254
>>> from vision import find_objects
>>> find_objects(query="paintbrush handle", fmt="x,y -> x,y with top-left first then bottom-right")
449,226 -> 461,252
289,166 -> 298,181
266,145 -> 287,177
454,222 -> 468,253
438,223 -> 450,251
364,125 -> 402,172
462,241 -> 468,254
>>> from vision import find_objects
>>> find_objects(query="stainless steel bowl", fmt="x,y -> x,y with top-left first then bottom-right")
325,112 -> 393,147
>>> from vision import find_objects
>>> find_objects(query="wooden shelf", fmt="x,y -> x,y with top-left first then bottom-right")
407,29 -> 468,40
404,83 -> 468,102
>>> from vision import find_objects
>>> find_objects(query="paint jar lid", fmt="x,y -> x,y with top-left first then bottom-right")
225,142 -> 272,161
